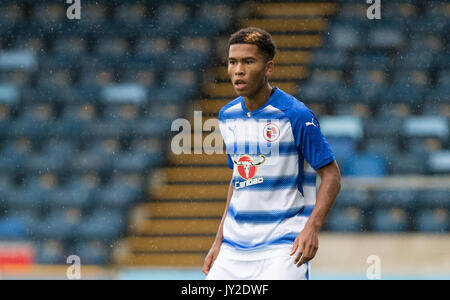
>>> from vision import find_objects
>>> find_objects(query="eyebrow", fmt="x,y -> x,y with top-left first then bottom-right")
228,57 -> 257,61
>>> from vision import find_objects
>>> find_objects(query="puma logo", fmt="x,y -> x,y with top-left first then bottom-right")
305,118 -> 316,127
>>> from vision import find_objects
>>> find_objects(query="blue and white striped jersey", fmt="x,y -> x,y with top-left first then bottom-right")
218,87 -> 335,260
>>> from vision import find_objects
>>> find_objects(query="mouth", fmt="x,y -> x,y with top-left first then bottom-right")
234,79 -> 247,91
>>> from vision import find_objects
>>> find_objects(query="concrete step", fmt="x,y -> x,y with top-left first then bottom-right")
251,2 -> 337,17
169,152 -> 228,166
143,201 -> 226,218
242,18 -> 329,32
117,253 -> 205,267
163,167 -> 232,183
272,34 -> 323,49
134,218 -> 221,235
126,236 -> 215,252
150,184 -> 228,200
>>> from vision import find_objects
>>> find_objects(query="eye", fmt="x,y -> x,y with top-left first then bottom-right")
229,60 -> 237,65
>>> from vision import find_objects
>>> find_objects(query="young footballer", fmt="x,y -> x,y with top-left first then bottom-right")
203,27 -> 341,280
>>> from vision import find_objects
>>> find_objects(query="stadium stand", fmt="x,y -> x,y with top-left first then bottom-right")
0,0 -> 448,268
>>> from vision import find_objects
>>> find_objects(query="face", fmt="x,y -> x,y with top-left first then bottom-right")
228,44 -> 273,97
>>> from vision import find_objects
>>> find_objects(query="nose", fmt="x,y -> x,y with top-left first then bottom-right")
235,62 -> 245,76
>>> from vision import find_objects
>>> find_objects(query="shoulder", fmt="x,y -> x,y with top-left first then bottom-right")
218,97 -> 242,121
271,89 -> 316,124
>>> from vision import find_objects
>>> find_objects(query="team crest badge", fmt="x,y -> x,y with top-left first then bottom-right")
263,122 -> 280,142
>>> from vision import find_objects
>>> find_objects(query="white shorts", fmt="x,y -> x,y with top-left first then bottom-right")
206,251 -> 310,280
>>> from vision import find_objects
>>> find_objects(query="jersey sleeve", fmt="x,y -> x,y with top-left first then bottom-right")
289,108 -> 335,170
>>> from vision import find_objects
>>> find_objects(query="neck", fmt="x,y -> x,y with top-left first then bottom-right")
243,81 -> 273,112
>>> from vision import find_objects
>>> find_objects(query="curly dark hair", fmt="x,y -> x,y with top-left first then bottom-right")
228,27 -> 276,61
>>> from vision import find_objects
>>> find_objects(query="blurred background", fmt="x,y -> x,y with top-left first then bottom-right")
0,0 -> 448,279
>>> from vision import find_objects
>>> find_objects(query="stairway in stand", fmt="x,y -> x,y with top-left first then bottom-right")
116,2 -> 337,267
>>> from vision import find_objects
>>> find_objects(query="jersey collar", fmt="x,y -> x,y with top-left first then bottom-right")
240,87 -> 279,117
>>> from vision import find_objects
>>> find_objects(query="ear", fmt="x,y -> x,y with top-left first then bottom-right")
265,60 -> 274,77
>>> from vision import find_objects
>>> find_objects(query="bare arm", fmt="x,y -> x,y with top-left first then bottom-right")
202,178 -> 234,275
291,160 -> 341,267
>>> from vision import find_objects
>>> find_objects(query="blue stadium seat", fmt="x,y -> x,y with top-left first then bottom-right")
50,177 -> 96,210
35,240 -> 65,265
372,208 -> 409,232
73,241 -> 109,265
0,103 -> 12,138
325,137 -> 357,165
0,50 -> 38,72
364,138 -> 398,160
415,209 -> 448,233
9,175 -> 58,210
297,81 -> 344,104
309,49 -> 348,69
34,208 -> 83,240
184,4 -> 231,37
378,84 -> 425,105
367,26 -> 406,50
160,70 -> 198,100
320,116 -> 363,139
327,207 -> 365,232
396,50 -> 434,70
328,23 -> 363,51
0,138 -> 33,175
0,83 -> 20,105
9,104 -> 56,139
101,83 -> 147,105
353,54 -> 391,70
77,209 -> 125,241
85,119 -> 131,139
54,105 -> 96,139
344,153 -> 387,177
96,180 -> 142,209
418,189 -> 450,209
372,189 -> 417,210
389,151 -> 428,175
169,37 -> 212,71
427,85 -> 450,104
155,3 -> 190,37
334,189 -> 370,210
403,116 -> 448,139
0,216 -> 28,240
69,139 -> 120,174
428,151 -> 450,173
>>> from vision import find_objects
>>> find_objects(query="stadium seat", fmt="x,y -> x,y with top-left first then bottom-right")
327,23 -> 363,50
77,209 -> 125,241
0,216 -> 28,240
343,153 -> 387,177
403,116 -> 449,139
34,208 -> 83,240
0,83 -> 20,105
389,151 -> 428,175
415,209 -> 448,233
418,189 -> 450,209
334,189 -> 370,210
372,208 -> 409,232
320,116 -> 363,139
0,50 -> 38,72
372,189 -> 417,210
367,26 -> 406,50
326,207 -> 365,232
35,240 -> 65,265
73,240 -> 109,265
428,151 -> 450,173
